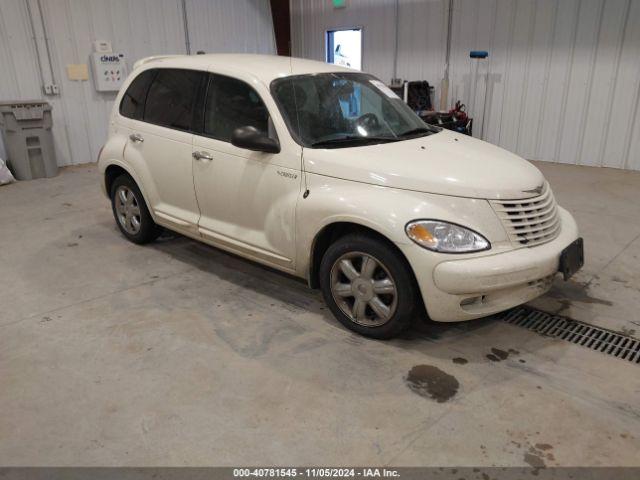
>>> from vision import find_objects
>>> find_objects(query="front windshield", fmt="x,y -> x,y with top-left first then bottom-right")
271,72 -> 439,148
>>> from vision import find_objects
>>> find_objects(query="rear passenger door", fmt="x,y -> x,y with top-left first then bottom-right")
192,73 -> 301,271
120,68 -> 205,231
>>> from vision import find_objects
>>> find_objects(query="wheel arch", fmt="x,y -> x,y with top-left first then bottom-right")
308,221 -> 415,290
104,164 -> 130,197
103,162 -> 153,212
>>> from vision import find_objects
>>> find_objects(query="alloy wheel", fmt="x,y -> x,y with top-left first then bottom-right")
114,185 -> 142,235
329,251 -> 398,327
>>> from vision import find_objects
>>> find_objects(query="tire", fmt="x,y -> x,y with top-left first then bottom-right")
110,174 -> 162,244
319,233 -> 418,339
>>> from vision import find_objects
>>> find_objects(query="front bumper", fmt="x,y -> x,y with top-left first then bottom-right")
402,207 -> 580,322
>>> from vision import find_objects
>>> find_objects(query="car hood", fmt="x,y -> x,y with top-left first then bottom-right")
303,130 -> 546,200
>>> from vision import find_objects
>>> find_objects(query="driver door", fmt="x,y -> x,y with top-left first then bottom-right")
192,73 -> 301,271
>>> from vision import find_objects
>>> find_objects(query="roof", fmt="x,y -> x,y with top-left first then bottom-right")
133,53 -> 356,84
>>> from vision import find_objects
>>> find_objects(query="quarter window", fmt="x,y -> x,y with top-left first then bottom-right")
204,74 -> 271,142
143,69 -> 203,131
119,69 -> 156,120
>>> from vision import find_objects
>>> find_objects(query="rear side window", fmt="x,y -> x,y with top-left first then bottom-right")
119,69 -> 156,120
143,69 -> 203,131
204,74 -> 270,142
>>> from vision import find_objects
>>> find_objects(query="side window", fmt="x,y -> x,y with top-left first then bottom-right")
143,69 -> 203,131
119,69 -> 156,120
204,74 -> 271,142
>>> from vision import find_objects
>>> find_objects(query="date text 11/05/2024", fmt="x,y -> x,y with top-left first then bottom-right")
233,469 -> 400,478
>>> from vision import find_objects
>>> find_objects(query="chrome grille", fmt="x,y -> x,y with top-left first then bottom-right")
490,183 -> 560,247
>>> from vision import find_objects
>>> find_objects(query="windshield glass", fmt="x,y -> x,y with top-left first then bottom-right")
271,72 -> 439,148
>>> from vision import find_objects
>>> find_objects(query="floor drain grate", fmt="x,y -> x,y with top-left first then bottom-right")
498,306 -> 640,364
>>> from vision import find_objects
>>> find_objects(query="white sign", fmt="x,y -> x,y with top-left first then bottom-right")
91,52 -> 127,92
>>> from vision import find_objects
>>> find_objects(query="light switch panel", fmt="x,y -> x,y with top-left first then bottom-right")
91,52 -> 127,92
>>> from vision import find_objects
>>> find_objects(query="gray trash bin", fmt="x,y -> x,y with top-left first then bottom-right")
0,100 -> 57,180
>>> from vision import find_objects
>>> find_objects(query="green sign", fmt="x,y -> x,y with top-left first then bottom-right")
333,0 -> 346,8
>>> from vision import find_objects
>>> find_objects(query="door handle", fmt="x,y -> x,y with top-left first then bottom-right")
193,151 -> 213,161
129,133 -> 144,143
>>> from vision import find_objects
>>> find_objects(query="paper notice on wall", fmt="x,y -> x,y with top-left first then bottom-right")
67,64 -> 89,81
369,80 -> 400,99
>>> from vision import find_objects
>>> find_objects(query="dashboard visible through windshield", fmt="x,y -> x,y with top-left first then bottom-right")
271,72 -> 439,149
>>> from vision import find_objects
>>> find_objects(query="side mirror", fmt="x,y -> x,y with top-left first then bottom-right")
231,126 -> 280,154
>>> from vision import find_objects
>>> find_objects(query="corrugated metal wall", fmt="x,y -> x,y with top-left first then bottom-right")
291,0 -> 448,100
291,0 -> 640,171
186,0 -> 276,54
0,0 -> 276,166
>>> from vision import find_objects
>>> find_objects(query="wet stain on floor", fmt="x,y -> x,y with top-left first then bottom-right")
620,327 -> 636,337
405,365 -> 459,403
524,451 -> 546,468
535,443 -> 553,451
486,348 -> 519,362
546,281 -> 613,315
523,442 -> 556,469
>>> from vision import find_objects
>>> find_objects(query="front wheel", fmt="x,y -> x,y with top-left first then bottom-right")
319,233 -> 419,339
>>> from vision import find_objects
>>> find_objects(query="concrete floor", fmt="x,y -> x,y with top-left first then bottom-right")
0,161 -> 638,467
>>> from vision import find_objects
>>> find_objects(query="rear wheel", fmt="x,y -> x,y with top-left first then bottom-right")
110,175 -> 162,244
319,233 -> 418,339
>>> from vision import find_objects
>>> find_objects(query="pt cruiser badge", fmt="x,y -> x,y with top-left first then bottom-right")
277,170 -> 298,179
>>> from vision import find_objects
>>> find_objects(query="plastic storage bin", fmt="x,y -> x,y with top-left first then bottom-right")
0,100 -> 57,180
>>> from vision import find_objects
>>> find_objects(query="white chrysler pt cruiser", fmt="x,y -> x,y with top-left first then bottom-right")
99,54 -> 583,339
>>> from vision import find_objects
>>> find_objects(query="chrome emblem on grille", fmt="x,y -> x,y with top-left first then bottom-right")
523,184 -> 544,195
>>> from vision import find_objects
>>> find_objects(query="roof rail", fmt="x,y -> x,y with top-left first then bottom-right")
132,55 -> 183,70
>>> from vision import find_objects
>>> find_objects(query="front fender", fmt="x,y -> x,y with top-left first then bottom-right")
295,173 -> 509,280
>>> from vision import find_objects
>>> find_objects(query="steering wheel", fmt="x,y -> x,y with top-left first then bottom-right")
356,112 -> 381,132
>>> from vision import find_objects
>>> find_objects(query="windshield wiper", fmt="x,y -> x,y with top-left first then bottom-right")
310,135 -> 398,148
397,126 -> 435,138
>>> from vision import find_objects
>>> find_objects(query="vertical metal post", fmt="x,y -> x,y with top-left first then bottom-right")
469,51 -> 489,139
392,0 -> 399,82
480,68 -> 490,140
36,0 -> 57,85
24,0 -> 46,88
440,0 -> 454,110
471,59 -> 479,123
181,0 -> 191,55
444,0 -> 453,80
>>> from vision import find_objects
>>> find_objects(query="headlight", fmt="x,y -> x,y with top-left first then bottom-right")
405,220 -> 490,253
